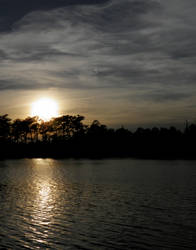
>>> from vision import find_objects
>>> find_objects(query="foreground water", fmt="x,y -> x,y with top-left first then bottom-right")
0,159 -> 196,249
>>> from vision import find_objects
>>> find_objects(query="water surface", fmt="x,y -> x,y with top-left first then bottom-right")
0,159 -> 196,249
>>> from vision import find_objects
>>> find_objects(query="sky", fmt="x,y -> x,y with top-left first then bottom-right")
0,0 -> 196,128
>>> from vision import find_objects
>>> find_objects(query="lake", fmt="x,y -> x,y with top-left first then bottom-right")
0,158 -> 196,249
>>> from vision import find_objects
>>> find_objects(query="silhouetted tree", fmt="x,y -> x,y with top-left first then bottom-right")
52,115 -> 85,140
0,114 -> 11,143
29,116 -> 39,142
39,120 -> 53,142
11,119 -> 23,143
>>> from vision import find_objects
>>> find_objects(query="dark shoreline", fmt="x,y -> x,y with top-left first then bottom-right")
0,114 -> 196,160
0,143 -> 196,160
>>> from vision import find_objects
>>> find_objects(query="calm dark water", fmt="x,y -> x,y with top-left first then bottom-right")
0,159 -> 196,249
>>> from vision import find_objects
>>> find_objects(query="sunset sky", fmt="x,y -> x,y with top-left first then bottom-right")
0,0 -> 195,128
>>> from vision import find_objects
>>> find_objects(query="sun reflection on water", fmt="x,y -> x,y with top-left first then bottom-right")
38,181 -> 52,208
20,158 -> 72,247
30,159 -> 57,228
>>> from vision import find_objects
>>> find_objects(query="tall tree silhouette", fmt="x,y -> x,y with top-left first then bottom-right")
52,115 -> 85,140
0,114 -> 11,143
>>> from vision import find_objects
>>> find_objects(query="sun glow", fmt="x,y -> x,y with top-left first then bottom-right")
31,98 -> 59,121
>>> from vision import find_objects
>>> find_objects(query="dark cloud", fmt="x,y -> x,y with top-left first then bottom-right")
146,91 -> 192,102
0,79 -> 55,90
0,0 -> 109,31
68,0 -> 160,33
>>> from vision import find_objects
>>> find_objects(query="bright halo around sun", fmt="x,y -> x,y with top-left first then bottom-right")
31,98 -> 59,121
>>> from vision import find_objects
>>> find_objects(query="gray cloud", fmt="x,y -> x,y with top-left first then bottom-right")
0,0 -> 196,125
0,0 -> 109,31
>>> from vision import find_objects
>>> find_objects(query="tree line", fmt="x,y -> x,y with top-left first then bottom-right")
0,114 -> 196,158
0,114 -> 86,144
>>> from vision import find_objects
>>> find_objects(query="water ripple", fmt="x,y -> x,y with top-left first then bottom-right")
0,159 -> 196,249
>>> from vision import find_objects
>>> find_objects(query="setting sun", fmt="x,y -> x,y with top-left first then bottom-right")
31,98 -> 59,121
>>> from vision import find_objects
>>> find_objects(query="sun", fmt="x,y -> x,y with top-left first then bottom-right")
31,98 -> 59,121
